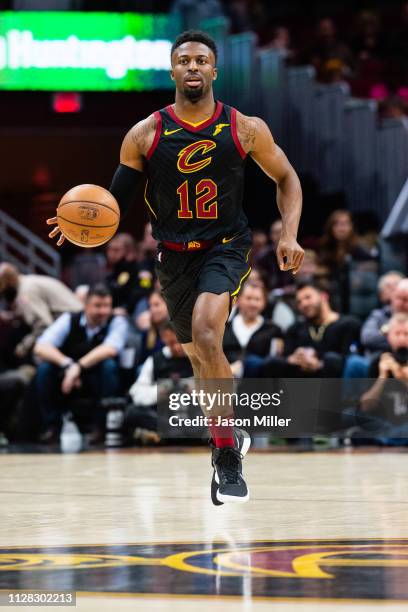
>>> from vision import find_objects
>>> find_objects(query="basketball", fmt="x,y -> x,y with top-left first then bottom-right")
57,184 -> 120,248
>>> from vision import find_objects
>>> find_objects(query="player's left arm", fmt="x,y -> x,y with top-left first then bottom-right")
236,112 -> 304,273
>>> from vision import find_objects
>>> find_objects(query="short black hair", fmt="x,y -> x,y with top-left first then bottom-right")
171,30 -> 218,64
86,283 -> 112,301
295,279 -> 330,294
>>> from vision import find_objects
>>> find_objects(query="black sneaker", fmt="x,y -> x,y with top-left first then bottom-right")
210,427 -> 251,506
211,447 -> 249,504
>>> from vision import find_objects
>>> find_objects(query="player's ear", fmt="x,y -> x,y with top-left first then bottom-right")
170,69 -> 175,81
213,67 -> 218,81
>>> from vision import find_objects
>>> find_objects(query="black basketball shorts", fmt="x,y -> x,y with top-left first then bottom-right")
155,229 -> 252,344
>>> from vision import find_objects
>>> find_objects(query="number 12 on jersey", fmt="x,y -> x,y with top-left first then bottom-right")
177,179 -> 218,219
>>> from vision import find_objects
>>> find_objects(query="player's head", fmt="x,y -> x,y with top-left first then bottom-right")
170,30 -> 218,102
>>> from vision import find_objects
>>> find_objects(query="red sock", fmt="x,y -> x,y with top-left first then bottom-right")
209,414 -> 235,448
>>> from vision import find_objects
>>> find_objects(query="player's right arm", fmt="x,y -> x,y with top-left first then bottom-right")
46,114 -> 157,246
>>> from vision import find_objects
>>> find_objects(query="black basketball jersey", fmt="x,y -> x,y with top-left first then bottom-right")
145,101 -> 248,242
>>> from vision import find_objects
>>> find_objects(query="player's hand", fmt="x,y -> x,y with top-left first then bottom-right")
276,235 -> 304,274
46,217 -> 65,247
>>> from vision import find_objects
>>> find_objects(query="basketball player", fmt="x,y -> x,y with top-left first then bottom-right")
47,30 -> 304,505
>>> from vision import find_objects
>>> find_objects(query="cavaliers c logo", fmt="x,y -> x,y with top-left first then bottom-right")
177,140 -> 216,174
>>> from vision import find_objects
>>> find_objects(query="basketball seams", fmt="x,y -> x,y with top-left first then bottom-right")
57,215 -> 119,229
58,200 -> 119,218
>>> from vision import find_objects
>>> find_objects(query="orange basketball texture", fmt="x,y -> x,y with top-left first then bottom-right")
57,184 -> 120,248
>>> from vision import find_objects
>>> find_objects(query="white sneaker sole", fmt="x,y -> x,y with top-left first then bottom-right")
214,471 -> 250,503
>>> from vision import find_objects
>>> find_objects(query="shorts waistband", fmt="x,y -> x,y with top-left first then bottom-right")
161,239 -> 216,252
161,231 -> 246,252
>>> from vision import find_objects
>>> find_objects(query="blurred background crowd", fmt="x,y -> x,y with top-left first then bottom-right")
0,0 -> 407,450
2,0 -> 408,115
1,217 -> 407,450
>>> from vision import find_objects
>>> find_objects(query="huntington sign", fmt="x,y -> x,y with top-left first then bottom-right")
0,12 -> 180,90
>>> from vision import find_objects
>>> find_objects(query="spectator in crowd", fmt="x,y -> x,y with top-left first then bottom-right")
223,283 -> 283,377
105,233 -> 153,315
378,271 -> 405,305
378,97 -> 408,128
261,282 -> 361,377
227,0 -> 267,34
127,321 -> 193,435
361,278 -> 408,354
256,219 -> 294,291
352,313 -> 408,444
317,209 -> 377,314
135,290 -> 169,365
351,10 -> 385,65
303,17 -> 354,83
34,284 -> 128,444
263,25 -> 295,62
0,263 -> 82,358
249,229 -> 268,266
0,305 -> 36,443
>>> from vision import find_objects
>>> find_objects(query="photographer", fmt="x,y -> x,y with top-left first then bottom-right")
358,313 -> 408,444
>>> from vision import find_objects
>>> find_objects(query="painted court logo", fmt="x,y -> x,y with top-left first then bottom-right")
0,540 -> 407,602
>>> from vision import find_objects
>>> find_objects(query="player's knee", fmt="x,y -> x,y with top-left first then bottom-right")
192,323 -> 222,357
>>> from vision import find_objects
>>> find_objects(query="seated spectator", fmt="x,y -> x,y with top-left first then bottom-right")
126,321 -> 193,437
263,25 -> 296,62
0,262 -> 82,359
261,282 -> 361,378
350,313 -> 408,445
105,233 -> 153,316
249,229 -> 268,267
256,219 -> 294,291
317,209 -> 378,314
344,273 -> 407,380
0,307 -> 36,443
135,290 -> 169,365
303,17 -> 354,83
378,271 -> 405,305
361,278 -> 408,354
223,283 -> 283,377
34,284 -> 128,444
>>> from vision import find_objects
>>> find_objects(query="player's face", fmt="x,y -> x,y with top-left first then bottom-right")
296,287 -> 323,321
85,295 -> 112,327
171,42 -> 217,101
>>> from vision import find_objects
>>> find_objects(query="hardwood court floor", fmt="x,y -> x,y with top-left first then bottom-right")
1,449 -> 408,611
